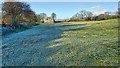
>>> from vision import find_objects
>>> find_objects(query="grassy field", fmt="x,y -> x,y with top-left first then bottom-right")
2,19 -> 119,66
47,19 -> 119,66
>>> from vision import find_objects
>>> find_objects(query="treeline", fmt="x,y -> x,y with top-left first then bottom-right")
70,10 -> 119,22
1,1 -> 41,29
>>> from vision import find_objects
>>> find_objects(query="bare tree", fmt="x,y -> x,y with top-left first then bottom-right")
71,10 -> 93,21
51,13 -> 56,22
40,13 -> 47,19
39,13 -> 47,23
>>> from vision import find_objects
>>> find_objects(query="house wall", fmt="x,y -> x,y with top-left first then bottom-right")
44,18 -> 54,23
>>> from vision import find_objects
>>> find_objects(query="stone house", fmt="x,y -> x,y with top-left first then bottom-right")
43,17 -> 54,23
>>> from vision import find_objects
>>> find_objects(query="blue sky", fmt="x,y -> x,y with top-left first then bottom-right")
29,2 -> 118,19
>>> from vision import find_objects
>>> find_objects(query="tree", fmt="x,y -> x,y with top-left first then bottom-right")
85,11 -> 93,20
39,13 -> 47,23
2,2 -> 23,26
71,10 -> 93,21
104,12 -> 111,19
97,14 -> 105,20
40,13 -> 47,19
71,12 -> 81,21
51,13 -> 56,21
78,10 -> 93,20
79,10 -> 86,20
36,14 -> 41,24
2,1 -> 37,27
23,9 -> 37,24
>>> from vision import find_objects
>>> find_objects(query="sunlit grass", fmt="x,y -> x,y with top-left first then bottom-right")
2,19 -> 118,66
47,19 -> 118,66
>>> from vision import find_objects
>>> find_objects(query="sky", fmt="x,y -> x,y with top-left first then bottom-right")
0,1 -> 118,19
1,0 -> 119,2
29,2 -> 118,19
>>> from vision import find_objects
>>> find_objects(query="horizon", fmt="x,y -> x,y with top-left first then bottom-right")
29,2 -> 118,19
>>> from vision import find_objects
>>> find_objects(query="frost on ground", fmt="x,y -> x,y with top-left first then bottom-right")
2,23 -> 86,66
2,20 -> 118,66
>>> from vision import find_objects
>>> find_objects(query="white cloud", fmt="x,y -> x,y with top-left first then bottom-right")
91,6 -> 101,9
89,6 -> 107,16
93,10 -> 106,16
90,6 -> 103,11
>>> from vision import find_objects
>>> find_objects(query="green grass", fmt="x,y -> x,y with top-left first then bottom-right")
47,19 -> 119,66
2,19 -> 119,66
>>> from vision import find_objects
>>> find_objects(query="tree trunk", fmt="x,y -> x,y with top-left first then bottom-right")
12,15 -> 17,29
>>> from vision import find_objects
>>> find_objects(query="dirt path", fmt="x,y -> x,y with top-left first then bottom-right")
2,23 -> 85,66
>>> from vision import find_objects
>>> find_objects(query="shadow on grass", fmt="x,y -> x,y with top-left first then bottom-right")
2,23 -> 86,66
